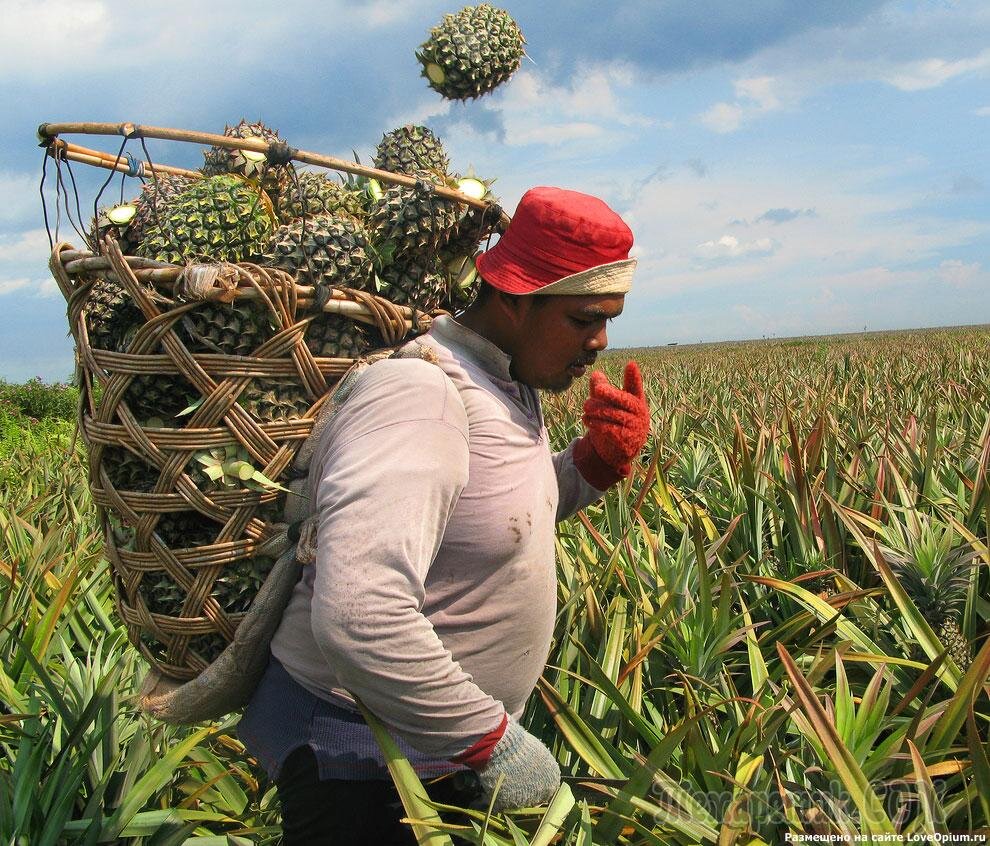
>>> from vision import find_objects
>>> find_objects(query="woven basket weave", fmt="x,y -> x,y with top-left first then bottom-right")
39,121 -> 505,680
51,238 -> 437,680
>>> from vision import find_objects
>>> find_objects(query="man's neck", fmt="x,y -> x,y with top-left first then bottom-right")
455,304 -> 513,356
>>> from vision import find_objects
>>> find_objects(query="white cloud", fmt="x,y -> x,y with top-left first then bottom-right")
696,234 -> 775,258
0,277 -> 30,296
726,303 -> 810,339
0,0 -> 108,76
689,6 -> 990,132
811,265 -> 915,291
383,98 -> 451,134
699,76 -> 787,133
0,228 -> 52,262
364,0 -> 422,27
734,76 -> 781,110
0,172 -> 43,225
700,102 -> 744,134
0,273 -> 57,299
0,229 -> 61,299
937,259 -> 984,288
975,106 -> 990,116
494,63 -> 653,147
620,159 -> 990,308
884,49 -> 990,92
510,121 -> 604,146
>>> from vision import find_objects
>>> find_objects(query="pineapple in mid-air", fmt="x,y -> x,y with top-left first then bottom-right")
417,4 -> 525,100
883,527 -> 976,670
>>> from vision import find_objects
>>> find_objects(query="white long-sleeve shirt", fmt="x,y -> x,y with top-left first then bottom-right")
252,315 -> 601,769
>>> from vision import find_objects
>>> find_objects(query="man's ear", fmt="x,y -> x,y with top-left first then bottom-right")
494,290 -> 533,327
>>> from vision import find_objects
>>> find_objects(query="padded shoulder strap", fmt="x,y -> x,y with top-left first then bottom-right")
291,340 -> 441,476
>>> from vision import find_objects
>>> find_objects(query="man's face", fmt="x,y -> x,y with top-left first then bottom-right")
507,293 -> 625,392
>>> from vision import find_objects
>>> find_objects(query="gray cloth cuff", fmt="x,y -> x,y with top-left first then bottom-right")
477,717 -> 560,811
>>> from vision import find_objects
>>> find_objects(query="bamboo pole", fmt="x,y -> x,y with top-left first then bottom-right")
38,121 -> 509,225
46,139 -> 200,178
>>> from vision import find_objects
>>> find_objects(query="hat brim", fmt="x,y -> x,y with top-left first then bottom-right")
529,258 -> 636,296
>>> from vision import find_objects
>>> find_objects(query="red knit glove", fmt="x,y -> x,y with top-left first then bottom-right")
572,361 -> 650,490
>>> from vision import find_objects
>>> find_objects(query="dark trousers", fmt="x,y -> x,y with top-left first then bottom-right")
276,745 -> 480,845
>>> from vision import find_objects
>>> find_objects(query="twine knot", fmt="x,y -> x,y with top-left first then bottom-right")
125,152 -> 144,178
267,141 -> 297,167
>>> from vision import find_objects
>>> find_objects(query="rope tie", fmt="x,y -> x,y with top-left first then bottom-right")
125,152 -> 144,179
266,141 -> 297,167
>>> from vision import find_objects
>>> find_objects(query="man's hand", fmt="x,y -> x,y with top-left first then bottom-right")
476,718 -> 561,811
572,361 -> 650,490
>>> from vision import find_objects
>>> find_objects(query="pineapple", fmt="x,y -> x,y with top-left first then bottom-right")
373,125 -> 450,176
263,213 -> 375,290
276,171 -> 366,224
136,174 -> 274,266
417,4 -> 526,101
82,276 -> 202,421
202,119 -> 294,202
101,445 -> 159,493
89,302 -> 202,424
89,204 -> 138,254
180,300 -> 277,356
884,535 -> 976,670
124,174 -> 196,252
153,510 -> 221,549
84,277 -> 144,352
121,373 -> 199,423
239,378 -> 313,422
368,172 -> 461,264
375,256 -> 450,314
438,190 -> 503,264
304,314 -> 374,359
139,550 -> 274,664
441,253 -> 482,312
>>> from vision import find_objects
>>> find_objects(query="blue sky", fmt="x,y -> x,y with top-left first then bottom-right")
1,0 -> 987,381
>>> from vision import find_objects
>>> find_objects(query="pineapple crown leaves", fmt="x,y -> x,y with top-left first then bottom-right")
880,519 -> 977,618
341,152 -> 386,205
193,445 -> 297,495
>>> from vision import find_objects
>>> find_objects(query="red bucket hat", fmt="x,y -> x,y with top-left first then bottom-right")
476,186 -> 636,296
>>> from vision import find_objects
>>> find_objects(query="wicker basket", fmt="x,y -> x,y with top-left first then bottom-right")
41,121 -> 502,680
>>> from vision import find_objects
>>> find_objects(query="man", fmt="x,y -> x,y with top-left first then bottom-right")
238,185 -> 650,844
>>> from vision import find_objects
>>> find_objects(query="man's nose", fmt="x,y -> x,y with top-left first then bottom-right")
586,325 -> 608,351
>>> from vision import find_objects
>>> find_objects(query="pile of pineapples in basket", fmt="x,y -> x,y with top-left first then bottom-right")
79,3 -> 525,675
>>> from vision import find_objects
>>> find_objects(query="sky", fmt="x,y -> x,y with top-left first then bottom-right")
1,0 -> 987,382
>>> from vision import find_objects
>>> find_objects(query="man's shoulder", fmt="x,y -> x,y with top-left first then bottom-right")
355,354 -> 449,393
341,354 -> 467,429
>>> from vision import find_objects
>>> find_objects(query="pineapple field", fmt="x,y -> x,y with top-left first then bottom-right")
2,325 -> 989,844
10,2 -> 990,842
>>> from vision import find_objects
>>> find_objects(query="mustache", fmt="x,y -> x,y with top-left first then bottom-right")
573,355 -> 597,367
